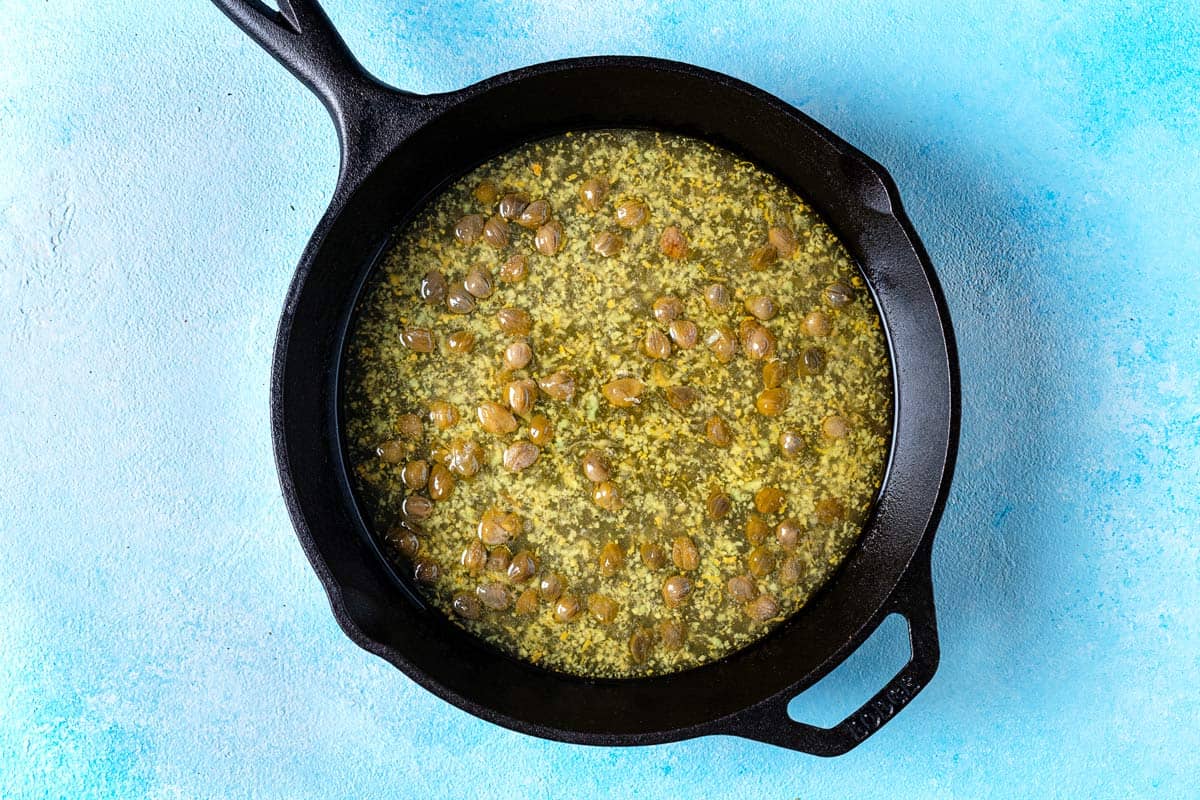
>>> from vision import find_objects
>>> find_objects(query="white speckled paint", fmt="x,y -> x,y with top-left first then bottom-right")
1,1 -> 1197,797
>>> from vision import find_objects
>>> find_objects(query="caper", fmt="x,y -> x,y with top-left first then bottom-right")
412,556 -> 440,584
704,283 -> 731,310
749,243 -> 778,270
453,214 -> 484,244
498,253 -> 528,283
741,322 -> 776,360
396,518 -> 425,539
505,378 -> 537,417
400,327 -> 435,353
581,450 -> 611,483
822,415 -> 850,440
502,441 -> 540,472
534,220 -> 564,255
591,230 -> 623,257
503,340 -> 533,370
706,489 -> 732,520
507,550 -> 538,583
662,575 -> 693,607
515,587 -> 539,615
602,377 -> 644,408
779,556 -> 803,586
727,574 -> 758,602
668,319 -> 698,349
446,438 -> 482,477
496,306 -> 532,336
446,330 -> 476,354
814,497 -> 845,524
478,507 -> 522,546
640,541 -> 668,570
498,192 -> 529,220
762,358 -> 789,389
705,415 -> 732,447
428,463 -> 455,501
599,541 -> 625,576
553,593 -> 582,623
537,371 -> 576,401
672,536 -> 700,571
824,282 -> 854,307
768,225 -> 798,257
615,198 -> 649,228
476,581 -> 511,611
803,310 -> 832,336
528,413 -> 554,446
657,619 -> 686,650
754,486 -> 786,514
643,328 -> 672,359
588,593 -> 619,625
592,480 -> 624,511
401,494 -> 433,522
744,513 -> 769,545
461,539 -> 487,574
446,285 -> 477,314
482,214 -> 509,248
800,346 -> 827,375
474,180 -> 500,205
659,225 -> 688,259
756,387 -> 789,416
539,571 -> 566,601
517,198 -> 550,229
464,265 -> 494,298
779,429 -> 804,458
665,385 -> 700,412
392,526 -> 420,559
579,177 -> 608,211
748,546 -> 775,577
486,545 -> 512,574
477,401 -> 518,435
705,327 -> 736,363
652,295 -> 683,323
452,591 -> 483,620
496,343 -> 530,374
395,413 -> 423,439
377,439 -> 406,463
629,627 -> 656,663
745,295 -> 777,320
746,593 -> 779,622
419,269 -> 447,304
776,517 -> 802,548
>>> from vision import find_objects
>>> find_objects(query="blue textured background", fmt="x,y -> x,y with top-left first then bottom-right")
2,1 -> 1198,797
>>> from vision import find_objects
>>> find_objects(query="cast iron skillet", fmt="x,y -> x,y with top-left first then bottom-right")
213,0 -> 958,756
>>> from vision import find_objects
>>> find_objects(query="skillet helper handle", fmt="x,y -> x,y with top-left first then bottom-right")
211,0 -> 428,191
729,554 -> 939,756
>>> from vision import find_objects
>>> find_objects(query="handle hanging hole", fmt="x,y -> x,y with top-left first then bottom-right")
786,612 -> 912,728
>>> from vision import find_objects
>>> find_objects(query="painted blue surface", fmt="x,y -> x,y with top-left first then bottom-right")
1,0 -> 1198,796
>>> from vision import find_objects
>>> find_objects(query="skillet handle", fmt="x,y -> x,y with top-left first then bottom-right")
211,0 -> 435,192
725,553 -> 939,756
